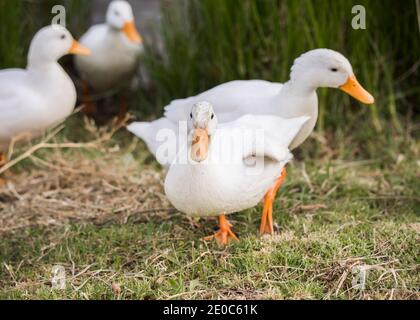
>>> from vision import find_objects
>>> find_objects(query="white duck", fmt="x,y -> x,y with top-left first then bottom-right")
128,49 -> 375,235
75,0 -> 143,118
0,25 -> 90,167
164,102 -> 309,245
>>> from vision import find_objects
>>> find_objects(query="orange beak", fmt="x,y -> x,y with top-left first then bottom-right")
123,21 -> 143,44
191,128 -> 209,162
339,75 -> 375,104
69,40 -> 91,56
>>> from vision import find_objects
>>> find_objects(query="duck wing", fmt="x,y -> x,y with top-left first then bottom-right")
223,114 -> 310,163
0,69 -> 47,135
164,80 -> 283,123
127,118 -> 179,166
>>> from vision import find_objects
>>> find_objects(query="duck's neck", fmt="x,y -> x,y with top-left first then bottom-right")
27,47 -> 64,72
106,25 -> 125,41
28,59 -> 61,72
26,58 -> 76,117
272,75 -> 319,120
281,77 -> 317,97
26,58 -> 73,98
27,59 -> 68,88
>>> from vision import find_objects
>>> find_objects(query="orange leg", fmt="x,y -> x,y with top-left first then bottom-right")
117,95 -> 129,124
0,152 -> 6,167
260,167 -> 287,235
0,152 -> 7,186
81,81 -> 97,115
204,214 -> 239,246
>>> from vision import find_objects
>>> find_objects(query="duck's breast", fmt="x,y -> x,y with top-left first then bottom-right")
165,159 -> 282,217
31,65 -> 77,126
275,93 -> 318,150
0,65 -> 76,145
76,26 -> 142,92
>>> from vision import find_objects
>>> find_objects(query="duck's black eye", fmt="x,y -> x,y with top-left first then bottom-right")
114,10 -> 120,16
330,67 -> 338,72
211,113 -> 214,119
60,34 -> 66,40
190,112 -> 193,119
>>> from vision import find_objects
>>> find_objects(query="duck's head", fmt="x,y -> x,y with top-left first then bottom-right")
189,101 -> 218,163
290,49 -> 374,104
28,25 -> 91,65
106,0 -> 142,44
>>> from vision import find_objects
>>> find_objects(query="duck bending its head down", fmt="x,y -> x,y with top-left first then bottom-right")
164,102 -> 309,246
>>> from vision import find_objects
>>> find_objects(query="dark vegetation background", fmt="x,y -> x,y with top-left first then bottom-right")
1,0 -> 419,159
0,0 -> 418,300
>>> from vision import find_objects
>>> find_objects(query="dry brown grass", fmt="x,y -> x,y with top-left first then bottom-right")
0,150 -> 171,236
0,115 -> 418,300
0,115 -> 172,236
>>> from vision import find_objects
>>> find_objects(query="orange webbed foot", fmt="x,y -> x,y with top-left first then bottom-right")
203,214 -> 239,247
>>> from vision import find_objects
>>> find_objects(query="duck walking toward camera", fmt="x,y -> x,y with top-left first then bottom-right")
128,49 -> 375,235
75,0 -> 143,120
164,102 -> 309,246
0,25 -> 90,170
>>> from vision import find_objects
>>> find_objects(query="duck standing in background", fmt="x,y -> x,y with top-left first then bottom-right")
0,25 -> 90,171
128,49 -> 375,235
75,0 -> 143,122
164,102 -> 309,246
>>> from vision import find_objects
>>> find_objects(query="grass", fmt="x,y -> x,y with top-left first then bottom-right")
0,0 -> 419,300
142,0 -> 420,136
0,121 -> 418,300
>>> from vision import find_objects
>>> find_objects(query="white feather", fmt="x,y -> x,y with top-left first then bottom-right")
164,114 -> 309,217
129,49 -> 367,156
74,1 -> 143,93
0,26 -> 77,152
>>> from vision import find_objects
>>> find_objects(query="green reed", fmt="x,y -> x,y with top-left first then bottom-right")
141,0 -> 420,142
0,0 -> 89,68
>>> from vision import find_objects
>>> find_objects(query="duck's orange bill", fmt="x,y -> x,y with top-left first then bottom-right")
191,128 -> 209,163
123,21 -> 143,44
339,75 -> 375,104
69,40 -> 91,56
